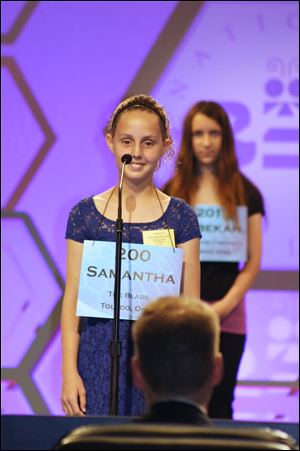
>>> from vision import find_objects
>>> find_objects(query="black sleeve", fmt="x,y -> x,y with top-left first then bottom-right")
241,173 -> 265,217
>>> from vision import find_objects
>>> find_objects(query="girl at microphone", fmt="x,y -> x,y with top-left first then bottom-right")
60,95 -> 201,416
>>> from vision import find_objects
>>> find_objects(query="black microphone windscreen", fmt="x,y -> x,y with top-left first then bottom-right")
121,154 -> 132,165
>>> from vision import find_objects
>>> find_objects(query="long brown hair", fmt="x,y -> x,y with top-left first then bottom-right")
164,101 -> 245,221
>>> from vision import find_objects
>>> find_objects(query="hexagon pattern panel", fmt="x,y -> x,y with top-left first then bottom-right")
1,381 -> 33,415
2,216 -> 62,368
1,0 -> 298,420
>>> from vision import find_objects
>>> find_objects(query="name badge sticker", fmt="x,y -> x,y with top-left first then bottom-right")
142,229 -> 175,248
195,205 -> 248,262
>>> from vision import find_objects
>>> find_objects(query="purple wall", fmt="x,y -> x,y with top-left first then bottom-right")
1,1 -> 299,420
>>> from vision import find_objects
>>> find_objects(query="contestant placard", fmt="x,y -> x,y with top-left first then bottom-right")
77,241 -> 183,320
195,205 -> 248,262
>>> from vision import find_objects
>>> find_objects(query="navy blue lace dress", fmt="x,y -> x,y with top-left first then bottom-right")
65,195 -> 201,416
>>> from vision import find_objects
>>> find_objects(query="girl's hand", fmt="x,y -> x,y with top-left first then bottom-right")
61,370 -> 86,416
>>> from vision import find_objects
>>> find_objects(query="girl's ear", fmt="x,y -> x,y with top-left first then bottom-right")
162,138 -> 173,155
162,138 -> 173,160
106,133 -> 114,153
164,138 -> 172,150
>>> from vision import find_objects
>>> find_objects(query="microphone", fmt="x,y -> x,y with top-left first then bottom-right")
119,154 -> 131,191
111,156 -> 133,416
121,154 -> 132,165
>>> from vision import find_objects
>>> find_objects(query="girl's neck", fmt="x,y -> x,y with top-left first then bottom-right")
198,166 -> 218,184
191,165 -> 220,206
199,162 -> 217,175
120,180 -> 155,198
99,184 -> 168,223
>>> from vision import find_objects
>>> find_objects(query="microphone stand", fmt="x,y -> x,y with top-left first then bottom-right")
109,154 -> 131,415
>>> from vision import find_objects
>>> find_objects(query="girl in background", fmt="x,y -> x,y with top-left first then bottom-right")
163,101 -> 264,419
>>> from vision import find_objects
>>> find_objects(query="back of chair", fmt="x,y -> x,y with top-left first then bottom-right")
53,423 -> 299,450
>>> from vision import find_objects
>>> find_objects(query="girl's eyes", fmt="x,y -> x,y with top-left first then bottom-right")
121,140 -> 154,147
192,131 -> 203,137
192,130 -> 222,138
210,130 -> 222,137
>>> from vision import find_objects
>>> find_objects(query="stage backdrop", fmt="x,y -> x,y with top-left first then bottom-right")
1,1 -> 299,420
